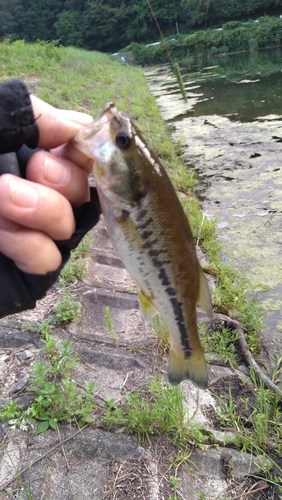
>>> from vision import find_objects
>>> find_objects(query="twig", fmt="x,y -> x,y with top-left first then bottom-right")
217,314 -> 282,398
0,423 -> 91,492
0,374 -> 152,494
231,480 -> 268,499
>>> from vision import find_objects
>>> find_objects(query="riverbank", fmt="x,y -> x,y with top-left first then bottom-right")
123,15 -> 282,66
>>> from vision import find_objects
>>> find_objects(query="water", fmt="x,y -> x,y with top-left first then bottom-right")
144,49 -> 282,363
180,48 -> 282,121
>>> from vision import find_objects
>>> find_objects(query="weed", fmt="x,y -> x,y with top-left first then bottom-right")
169,475 -> 181,491
10,338 -> 96,434
59,233 -> 94,285
22,322 -> 36,333
103,375 -> 207,449
201,325 -> 238,368
152,315 -> 170,354
103,305 -> 116,343
36,320 -> 53,339
0,401 -> 22,422
52,290 -> 81,324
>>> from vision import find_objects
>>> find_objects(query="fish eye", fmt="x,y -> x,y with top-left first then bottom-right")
115,132 -> 132,150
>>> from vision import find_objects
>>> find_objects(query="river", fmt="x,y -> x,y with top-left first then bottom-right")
144,48 -> 282,368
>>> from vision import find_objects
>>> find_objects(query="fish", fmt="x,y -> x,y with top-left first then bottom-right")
72,103 -> 212,389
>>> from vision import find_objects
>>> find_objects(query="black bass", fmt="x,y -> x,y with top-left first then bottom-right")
73,103 -> 212,389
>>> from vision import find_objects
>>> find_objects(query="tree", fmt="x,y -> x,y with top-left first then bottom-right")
0,0 -> 24,39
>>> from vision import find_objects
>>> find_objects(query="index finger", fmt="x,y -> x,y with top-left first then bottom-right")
31,95 -> 93,149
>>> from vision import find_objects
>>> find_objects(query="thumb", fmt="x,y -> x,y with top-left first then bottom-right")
30,95 -> 93,149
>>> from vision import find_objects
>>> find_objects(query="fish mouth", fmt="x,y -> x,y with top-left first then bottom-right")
72,103 -> 119,158
72,102 -> 133,161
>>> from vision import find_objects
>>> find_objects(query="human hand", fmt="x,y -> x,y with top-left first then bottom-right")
0,95 -> 94,275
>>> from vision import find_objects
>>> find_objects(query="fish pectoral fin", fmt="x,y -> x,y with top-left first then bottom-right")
198,267 -> 213,318
138,289 -> 158,322
168,348 -> 208,389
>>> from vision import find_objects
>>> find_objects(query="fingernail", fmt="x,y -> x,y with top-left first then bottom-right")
43,155 -> 69,184
9,178 -> 39,207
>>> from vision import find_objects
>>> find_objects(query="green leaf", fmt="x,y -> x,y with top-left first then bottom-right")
37,414 -> 50,420
36,420 -> 50,435
49,418 -> 57,430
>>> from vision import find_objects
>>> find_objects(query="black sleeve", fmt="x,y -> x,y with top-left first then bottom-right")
0,79 -> 39,154
0,80 -> 101,319
0,194 -> 100,318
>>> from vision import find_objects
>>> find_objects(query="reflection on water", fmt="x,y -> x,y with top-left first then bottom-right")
181,48 -> 282,121
144,49 -> 282,360
146,48 -> 282,122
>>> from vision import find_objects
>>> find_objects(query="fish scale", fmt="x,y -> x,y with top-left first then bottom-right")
72,103 -> 212,388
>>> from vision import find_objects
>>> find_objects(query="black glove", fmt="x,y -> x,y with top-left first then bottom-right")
0,146 -> 101,318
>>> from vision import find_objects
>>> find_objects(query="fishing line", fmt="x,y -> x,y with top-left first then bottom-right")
146,0 -> 187,102
146,0 -> 211,108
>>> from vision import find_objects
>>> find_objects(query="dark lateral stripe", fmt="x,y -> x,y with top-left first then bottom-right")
169,296 -> 191,355
148,248 -> 162,257
143,238 -> 158,249
156,265 -> 191,355
136,207 -> 148,221
158,267 -> 170,285
138,217 -> 153,229
141,229 -> 153,240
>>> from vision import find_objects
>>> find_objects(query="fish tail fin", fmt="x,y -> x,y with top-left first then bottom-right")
168,348 -> 208,389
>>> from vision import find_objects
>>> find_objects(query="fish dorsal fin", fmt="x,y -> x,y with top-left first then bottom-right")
198,267 -> 213,318
138,289 -> 158,322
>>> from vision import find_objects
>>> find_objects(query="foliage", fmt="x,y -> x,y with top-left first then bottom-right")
0,0 -> 281,53
0,401 -> 22,422
103,375 -> 207,448
52,290 -> 82,324
212,374 -> 282,490
126,16 -> 282,66
9,336 -> 96,434
59,232 -> 93,285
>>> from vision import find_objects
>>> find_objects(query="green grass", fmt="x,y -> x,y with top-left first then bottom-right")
7,336 -> 96,434
103,375 -> 207,449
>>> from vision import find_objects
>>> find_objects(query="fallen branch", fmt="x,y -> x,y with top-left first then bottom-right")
231,480 -> 268,499
0,423 -> 91,492
217,313 -> 282,398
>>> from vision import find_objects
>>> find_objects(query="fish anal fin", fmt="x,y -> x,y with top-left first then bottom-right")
168,348 -> 208,389
198,267 -> 213,318
138,289 -> 158,322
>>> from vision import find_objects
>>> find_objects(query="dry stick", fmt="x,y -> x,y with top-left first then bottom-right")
56,424 -> 76,500
231,480 -> 269,500
0,422 -> 91,492
0,374 -> 152,493
217,313 -> 282,398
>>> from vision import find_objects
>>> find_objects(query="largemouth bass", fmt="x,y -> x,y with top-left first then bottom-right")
73,103 -> 212,389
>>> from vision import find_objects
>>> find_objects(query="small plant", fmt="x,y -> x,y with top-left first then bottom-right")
36,320 -> 54,339
152,315 -> 170,354
104,305 -> 116,343
59,233 -> 93,285
52,290 -> 81,324
9,338 -> 97,434
103,375 -> 207,448
201,325 -> 237,368
22,322 -> 36,333
0,401 -> 22,422
169,475 -> 181,491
